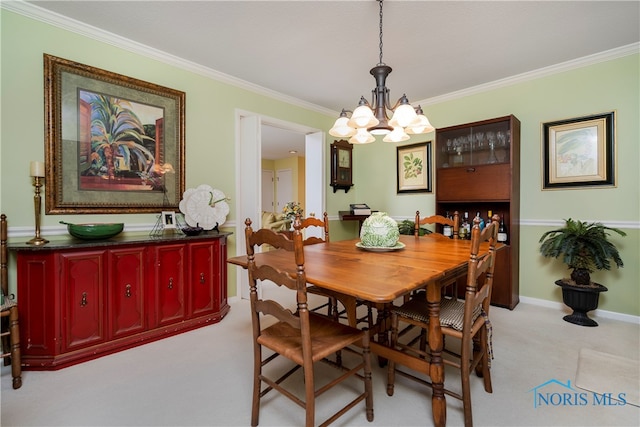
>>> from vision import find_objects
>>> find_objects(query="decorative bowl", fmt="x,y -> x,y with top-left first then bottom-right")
359,212 -> 400,247
182,226 -> 204,236
60,221 -> 124,240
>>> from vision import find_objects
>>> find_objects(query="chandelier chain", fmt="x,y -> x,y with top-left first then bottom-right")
378,0 -> 384,65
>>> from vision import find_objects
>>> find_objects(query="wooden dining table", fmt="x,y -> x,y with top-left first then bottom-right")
228,234 -> 490,427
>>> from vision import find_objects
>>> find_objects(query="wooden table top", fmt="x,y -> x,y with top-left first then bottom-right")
228,235 -> 489,304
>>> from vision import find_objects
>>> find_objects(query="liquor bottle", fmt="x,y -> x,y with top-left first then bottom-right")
476,211 -> 485,231
498,215 -> 508,243
487,210 -> 493,226
442,211 -> 453,238
460,211 -> 470,240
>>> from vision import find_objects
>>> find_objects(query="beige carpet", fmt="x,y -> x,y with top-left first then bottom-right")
575,348 -> 640,407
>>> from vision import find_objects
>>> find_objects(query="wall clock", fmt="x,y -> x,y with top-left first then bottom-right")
330,139 -> 353,193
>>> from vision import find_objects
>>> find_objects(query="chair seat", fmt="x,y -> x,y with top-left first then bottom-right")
258,312 -> 365,365
391,296 -> 481,332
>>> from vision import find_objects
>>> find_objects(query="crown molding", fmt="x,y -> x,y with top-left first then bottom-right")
4,1 -> 638,117
1,0 -> 335,117
416,42 -> 640,107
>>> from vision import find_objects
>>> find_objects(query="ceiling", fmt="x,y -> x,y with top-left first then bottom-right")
18,1 -> 640,159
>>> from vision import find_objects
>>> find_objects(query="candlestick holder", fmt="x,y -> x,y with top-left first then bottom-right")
27,176 -> 49,246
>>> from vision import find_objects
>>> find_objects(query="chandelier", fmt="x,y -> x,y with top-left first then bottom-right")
329,0 -> 434,144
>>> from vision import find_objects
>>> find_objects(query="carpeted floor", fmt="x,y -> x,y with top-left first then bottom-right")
575,348 -> 640,407
1,294 -> 639,426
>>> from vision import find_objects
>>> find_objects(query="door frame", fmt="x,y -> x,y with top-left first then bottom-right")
235,110 -> 324,299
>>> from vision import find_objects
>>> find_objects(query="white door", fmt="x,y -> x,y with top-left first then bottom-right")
276,169 -> 293,212
261,170 -> 274,213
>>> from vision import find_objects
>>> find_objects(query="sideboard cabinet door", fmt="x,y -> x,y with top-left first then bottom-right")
153,244 -> 187,327
108,247 -> 147,339
60,251 -> 107,352
189,240 -> 219,317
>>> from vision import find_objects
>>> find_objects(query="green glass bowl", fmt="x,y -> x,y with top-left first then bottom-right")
60,221 -> 124,240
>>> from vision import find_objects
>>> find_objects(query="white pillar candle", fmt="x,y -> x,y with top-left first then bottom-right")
30,161 -> 45,177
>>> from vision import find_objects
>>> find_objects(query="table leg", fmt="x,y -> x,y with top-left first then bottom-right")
427,283 -> 446,427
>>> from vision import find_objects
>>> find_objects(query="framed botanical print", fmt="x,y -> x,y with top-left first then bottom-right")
397,141 -> 432,193
542,112 -> 615,189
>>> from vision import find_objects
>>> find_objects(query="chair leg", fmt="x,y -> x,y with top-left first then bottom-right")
460,337 -> 473,427
386,312 -> 398,396
251,345 -> 262,427
362,331 -> 374,422
303,363 -> 315,427
9,307 -> 21,389
478,326 -> 492,393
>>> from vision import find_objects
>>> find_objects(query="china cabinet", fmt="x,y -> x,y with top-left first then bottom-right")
9,232 -> 230,370
435,115 -> 520,309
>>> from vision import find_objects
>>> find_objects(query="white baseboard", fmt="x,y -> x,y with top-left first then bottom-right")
519,296 -> 640,325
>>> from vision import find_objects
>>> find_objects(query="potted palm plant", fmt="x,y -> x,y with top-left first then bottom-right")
539,218 -> 626,326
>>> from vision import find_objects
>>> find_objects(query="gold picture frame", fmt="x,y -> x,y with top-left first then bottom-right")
44,54 -> 185,214
542,112 -> 615,189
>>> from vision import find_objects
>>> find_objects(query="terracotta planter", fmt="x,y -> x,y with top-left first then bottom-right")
555,280 -> 608,327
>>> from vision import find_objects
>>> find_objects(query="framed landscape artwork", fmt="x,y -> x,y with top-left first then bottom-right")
542,112 -> 615,189
397,141 -> 432,193
44,54 -> 185,214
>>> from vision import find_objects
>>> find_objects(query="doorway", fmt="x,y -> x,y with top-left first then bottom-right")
236,112 -> 324,299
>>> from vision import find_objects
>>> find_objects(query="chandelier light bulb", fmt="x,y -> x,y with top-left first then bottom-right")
349,127 -> 376,144
329,115 -> 356,137
383,127 -> 410,142
348,104 -> 378,129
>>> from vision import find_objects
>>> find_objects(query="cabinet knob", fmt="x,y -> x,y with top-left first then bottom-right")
200,273 -> 205,284
80,292 -> 88,307
125,284 -> 132,298
466,167 -> 476,173
168,277 -> 173,289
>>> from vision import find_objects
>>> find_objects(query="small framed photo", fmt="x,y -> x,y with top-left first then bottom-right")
542,112 -> 615,189
162,211 -> 177,229
397,141 -> 432,193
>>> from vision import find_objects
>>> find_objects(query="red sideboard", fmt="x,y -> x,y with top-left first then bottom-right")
8,232 -> 231,370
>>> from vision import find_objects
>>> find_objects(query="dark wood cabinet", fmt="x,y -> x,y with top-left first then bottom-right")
10,232 -> 230,370
435,115 -> 520,309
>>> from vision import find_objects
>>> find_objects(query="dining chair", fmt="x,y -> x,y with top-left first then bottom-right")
244,217 -> 374,427
302,213 -> 373,329
415,210 -> 460,239
409,210 -> 461,302
1,214 -> 23,389
386,215 -> 499,427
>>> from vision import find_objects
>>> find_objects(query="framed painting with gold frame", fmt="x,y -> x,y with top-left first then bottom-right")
44,54 -> 185,214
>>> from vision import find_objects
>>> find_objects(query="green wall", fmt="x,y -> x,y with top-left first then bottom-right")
2,8 -> 638,316
350,54 -> 640,316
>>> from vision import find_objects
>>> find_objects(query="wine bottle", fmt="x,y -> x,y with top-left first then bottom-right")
460,211 -> 470,240
487,210 -> 493,226
476,211 -> 485,231
498,215 -> 508,243
442,211 -> 453,238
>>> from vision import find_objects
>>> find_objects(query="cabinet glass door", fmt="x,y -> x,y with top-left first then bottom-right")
436,120 -> 511,168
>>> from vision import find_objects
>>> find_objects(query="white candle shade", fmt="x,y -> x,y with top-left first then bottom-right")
30,161 -> 45,177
